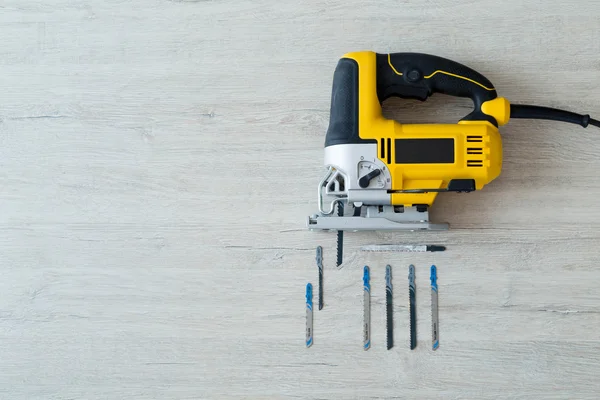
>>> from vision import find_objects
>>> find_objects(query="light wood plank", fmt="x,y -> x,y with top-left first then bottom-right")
2,0 -> 600,398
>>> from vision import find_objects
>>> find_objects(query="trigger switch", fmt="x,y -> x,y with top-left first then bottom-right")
407,69 -> 421,82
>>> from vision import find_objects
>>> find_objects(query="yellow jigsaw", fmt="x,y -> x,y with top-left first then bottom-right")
307,51 -> 599,262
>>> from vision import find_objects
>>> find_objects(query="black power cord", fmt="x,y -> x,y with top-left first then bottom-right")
510,104 -> 600,128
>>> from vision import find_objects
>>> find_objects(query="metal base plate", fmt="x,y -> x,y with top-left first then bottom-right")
307,205 -> 449,232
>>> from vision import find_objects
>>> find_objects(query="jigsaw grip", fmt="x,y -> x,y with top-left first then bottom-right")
324,57 -> 376,147
376,52 -> 499,125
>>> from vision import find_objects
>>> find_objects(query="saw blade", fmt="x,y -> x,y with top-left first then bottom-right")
316,246 -> 323,310
336,202 -> 344,267
363,266 -> 370,350
409,264 -> 416,350
431,265 -> 439,350
360,244 -> 446,253
306,283 -> 313,347
386,265 -> 393,350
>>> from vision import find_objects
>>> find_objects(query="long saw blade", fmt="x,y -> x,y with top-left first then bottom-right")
386,265 -> 393,350
431,265 -> 439,350
409,264 -> 416,350
360,244 -> 446,253
316,246 -> 323,310
306,283 -> 313,347
363,266 -> 371,350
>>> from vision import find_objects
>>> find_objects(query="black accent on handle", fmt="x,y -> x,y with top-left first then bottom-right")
376,53 -> 498,125
325,58 -> 376,147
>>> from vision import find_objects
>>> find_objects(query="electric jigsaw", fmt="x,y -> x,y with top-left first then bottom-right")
307,51 -> 600,265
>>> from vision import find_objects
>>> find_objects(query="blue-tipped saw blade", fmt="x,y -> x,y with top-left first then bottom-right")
306,283 -> 313,347
363,266 -> 370,350
431,265 -> 439,351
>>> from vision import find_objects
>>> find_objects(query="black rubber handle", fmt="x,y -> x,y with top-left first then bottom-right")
376,53 -> 498,124
325,58 -> 377,147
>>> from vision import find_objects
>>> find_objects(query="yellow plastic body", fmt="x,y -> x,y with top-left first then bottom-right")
343,51 -> 503,207
481,97 -> 511,126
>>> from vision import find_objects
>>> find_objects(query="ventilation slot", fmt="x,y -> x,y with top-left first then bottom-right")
467,136 -> 483,143
467,160 -> 483,167
380,138 -> 385,159
467,147 -> 483,155
386,138 -> 391,164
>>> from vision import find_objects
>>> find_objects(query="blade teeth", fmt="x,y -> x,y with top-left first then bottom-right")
386,302 -> 389,347
409,306 -> 412,346
386,264 -> 393,349
386,301 -> 393,349
336,231 -> 343,266
336,202 -> 344,266
409,289 -> 416,350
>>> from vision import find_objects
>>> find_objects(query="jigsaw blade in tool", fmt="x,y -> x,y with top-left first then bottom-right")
409,264 -> 416,350
316,246 -> 323,310
306,283 -> 313,347
336,202 -> 344,267
431,265 -> 439,351
363,266 -> 370,350
386,265 -> 393,350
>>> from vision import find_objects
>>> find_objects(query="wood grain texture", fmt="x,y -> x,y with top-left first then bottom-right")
2,0 -> 600,398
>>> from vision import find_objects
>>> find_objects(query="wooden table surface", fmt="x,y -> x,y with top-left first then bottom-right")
2,1 -> 600,398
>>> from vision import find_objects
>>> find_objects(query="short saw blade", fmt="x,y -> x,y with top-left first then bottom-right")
336,202 -> 344,267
